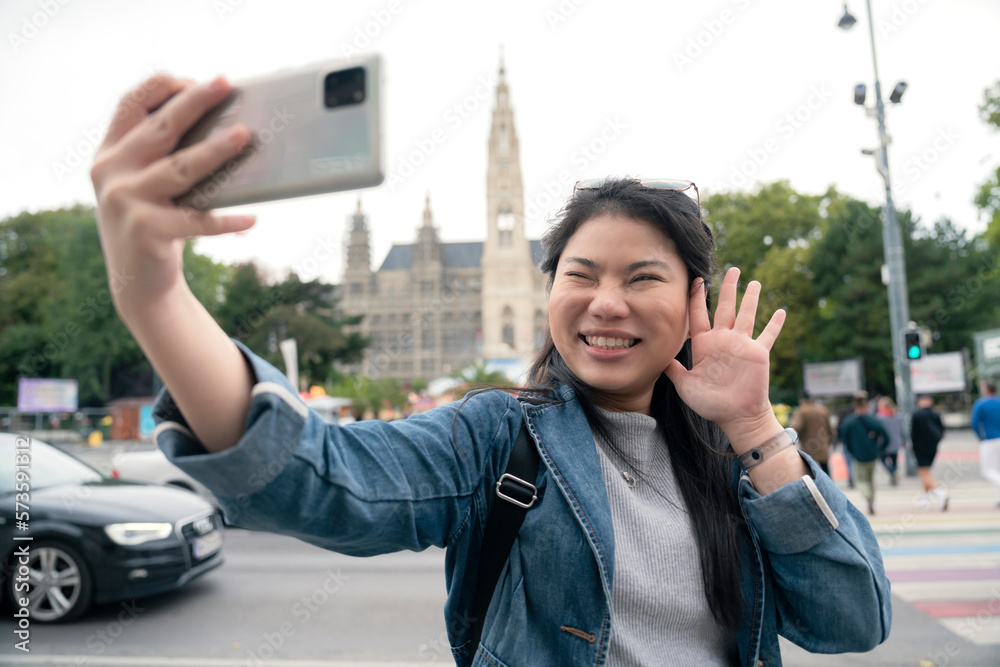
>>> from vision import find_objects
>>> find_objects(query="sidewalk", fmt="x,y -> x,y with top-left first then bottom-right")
783,429 -> 1000,665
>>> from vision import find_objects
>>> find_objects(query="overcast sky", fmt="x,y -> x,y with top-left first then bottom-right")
3,0 -> 999,285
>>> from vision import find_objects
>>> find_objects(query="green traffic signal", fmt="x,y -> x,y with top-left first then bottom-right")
904,331 -> 922,360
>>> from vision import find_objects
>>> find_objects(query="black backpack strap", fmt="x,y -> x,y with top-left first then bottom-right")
468,420 -> 540,651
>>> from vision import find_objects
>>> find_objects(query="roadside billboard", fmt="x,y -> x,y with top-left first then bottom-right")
910,352 -> 966,394
973,328 -> 1000,379
16,378 -> 79,412
803,359 -> 863,397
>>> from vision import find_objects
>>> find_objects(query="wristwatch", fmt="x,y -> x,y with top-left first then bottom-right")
738,427 -> 798,471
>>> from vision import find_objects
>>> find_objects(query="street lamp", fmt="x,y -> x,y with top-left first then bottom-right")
838,1 -> 918,476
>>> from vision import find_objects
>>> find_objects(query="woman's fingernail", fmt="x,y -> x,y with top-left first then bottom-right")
209,76 -> 227,92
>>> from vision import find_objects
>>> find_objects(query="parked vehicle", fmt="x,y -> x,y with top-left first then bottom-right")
0,433 -> 224,623
304,395 -> 355,425
110,447 -> 220,510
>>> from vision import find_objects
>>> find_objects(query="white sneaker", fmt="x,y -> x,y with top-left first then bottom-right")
933,488 -> 950,511
917,493 -> 930,510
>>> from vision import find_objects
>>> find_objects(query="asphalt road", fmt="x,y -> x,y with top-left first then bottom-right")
2,528 -> 455,665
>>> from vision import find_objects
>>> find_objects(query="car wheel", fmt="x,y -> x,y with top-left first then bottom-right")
9,540 -> 93,623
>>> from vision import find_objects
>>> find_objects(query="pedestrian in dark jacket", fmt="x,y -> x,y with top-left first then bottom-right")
840,391 -> 889,514
911,395 -> 949,510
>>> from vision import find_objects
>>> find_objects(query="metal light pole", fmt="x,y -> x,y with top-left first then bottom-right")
839,1 -> 917,476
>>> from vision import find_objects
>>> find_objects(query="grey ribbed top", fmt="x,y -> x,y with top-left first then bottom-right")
593,408 -> 736,666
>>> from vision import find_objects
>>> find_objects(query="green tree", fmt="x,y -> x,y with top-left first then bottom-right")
0,207 -> 365,407
975,81 -> 1000,250
214,265 -> 368,388
0,207 -> 147,405
705,181 -> 829,393
907,218 -> 1000,356
808,198 -> 1000,395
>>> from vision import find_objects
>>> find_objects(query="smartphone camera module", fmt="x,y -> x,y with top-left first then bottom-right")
324,67 -> 366,109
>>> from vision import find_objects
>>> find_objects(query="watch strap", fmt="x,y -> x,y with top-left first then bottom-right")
738,427 -> 798,471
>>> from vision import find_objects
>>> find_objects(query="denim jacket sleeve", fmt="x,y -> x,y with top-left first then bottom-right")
739,452 -> 892,653
151,339 -> 521,556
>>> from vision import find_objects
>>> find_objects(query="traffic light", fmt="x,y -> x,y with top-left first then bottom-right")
904,331 -> 922,360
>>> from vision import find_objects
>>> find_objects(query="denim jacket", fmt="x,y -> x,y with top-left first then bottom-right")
154,341 -> 891,666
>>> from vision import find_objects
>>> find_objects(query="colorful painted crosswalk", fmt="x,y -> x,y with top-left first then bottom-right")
874,513 -> 1000,647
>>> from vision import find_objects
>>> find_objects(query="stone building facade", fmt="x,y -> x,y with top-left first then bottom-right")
340,61 -> 548,382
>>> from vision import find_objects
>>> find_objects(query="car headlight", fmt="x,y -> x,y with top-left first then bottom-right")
104,522 -> 174,546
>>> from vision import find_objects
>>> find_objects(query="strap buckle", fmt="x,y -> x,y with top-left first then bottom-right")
496,473 -> 538,509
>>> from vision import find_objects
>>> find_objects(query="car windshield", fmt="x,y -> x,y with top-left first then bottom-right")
0,434 -> 103,494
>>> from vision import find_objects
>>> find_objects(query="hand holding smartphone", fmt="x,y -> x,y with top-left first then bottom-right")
174,54 -> 384,209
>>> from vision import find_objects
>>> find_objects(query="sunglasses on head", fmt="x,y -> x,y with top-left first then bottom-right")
573,178 -> 701,221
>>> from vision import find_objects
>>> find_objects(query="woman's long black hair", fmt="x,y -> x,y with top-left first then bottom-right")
526,177 -> 746,633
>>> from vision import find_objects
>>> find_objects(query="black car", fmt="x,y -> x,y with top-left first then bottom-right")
1,432 -> 224,623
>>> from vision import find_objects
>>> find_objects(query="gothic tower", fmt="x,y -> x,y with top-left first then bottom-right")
343,199 -> 372,301
481,54 -> 537,361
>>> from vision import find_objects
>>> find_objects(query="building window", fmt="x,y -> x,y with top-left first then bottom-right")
422,358 -> 435,373
388,314 -> 397,325
502,306 -> 514,348
534,309 -> 546,349
422,330 -> 435,350
497,208 -> 514,247
421,280 -> 434,293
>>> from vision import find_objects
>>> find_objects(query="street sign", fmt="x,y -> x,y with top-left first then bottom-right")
973,328 -> 1000,379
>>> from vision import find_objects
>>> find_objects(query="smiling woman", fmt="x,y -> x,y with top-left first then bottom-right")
547,213 -> 693,411
87,73 -> 890,666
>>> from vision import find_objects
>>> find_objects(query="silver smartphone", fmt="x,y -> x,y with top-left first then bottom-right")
175,54 -> 383,210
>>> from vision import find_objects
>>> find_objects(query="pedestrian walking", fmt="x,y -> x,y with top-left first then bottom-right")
840,391 -> 889,515
791,392 -> 833,476
835,403 -> 857,488
911,395 -> 949,511
876,397 -> 903,486
972,379 -> 1000,507
88,73 -> 891,665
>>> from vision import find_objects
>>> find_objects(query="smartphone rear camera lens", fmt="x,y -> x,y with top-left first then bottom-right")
324,67 -> 366,109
